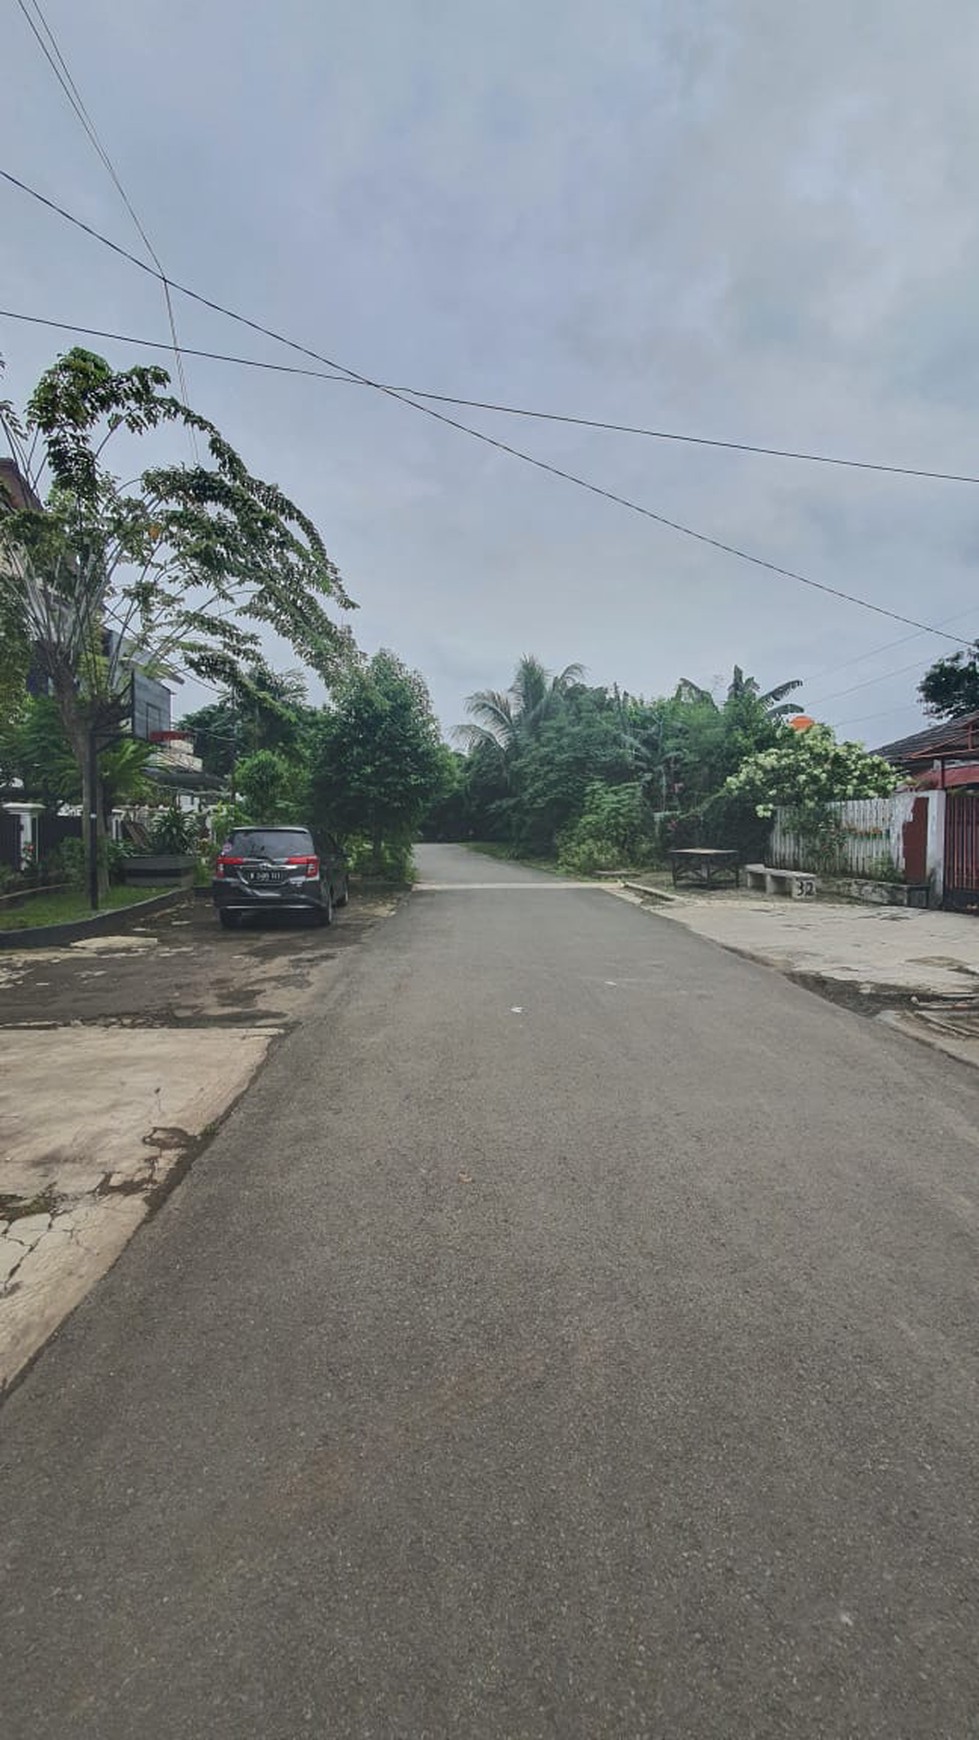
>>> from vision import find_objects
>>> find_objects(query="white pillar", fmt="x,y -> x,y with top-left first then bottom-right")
926,790 -> 946,905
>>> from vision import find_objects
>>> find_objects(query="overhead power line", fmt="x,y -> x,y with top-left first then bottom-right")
3,303 -> 979,490
2,167 -> 975,650
834,702 -> 919,732
807,655 -> 938,709
12,0 -> 195,447
800,609 -> 979,690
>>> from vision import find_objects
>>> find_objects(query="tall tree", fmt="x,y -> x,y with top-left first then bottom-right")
0,349 -> 355,901
918,646 -> 979,720
309,651 -> 446,876
179,663 -> 312,779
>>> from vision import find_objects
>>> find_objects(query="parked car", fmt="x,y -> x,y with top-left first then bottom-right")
212,825 -> 348,929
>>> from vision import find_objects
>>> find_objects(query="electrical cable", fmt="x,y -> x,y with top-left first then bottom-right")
12,3 -> 196,444
3,302 -> 979,490
1,170 -> 975,652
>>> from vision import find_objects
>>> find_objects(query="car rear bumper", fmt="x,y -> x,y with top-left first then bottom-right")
211,879 -> 323,913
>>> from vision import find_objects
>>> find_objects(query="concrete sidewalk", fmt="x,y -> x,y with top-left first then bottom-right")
617,882 -> 979,1066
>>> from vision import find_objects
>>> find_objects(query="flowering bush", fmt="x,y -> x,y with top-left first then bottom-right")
721,724 -> 897,818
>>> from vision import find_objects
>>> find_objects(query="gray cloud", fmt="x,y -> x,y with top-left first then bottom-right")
3,0 -> 977,747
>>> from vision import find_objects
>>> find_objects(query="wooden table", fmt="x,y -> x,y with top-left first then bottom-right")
669,848 -> 740,890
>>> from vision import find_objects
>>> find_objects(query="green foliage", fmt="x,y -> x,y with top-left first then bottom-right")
178,663 -> 314,777
419,747 -> 470,840
100,736 -> 155,818
46,836 -> 85,887
0,695 -> 78,806
237,748 -> 305,824
918,645 -> 979,720
0,882 -> 171,932
0,624 -> 30,768
148,805 -> 197,854
457,656 -> 586,760
557,781 -> 654,874
308,650 -> 446,874
343,835 -> 415,882
209,801 -> 249,844
722,725 -> 898,819
454,657 -> 804,863
46,834 -> 133,887
0,347 -> 356,895
510,696 -> 635,854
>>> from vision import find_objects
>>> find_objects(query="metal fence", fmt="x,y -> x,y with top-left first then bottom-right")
769,794 -> 917,879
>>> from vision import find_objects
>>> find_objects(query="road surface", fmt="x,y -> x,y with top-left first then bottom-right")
3,843 -> 979,1738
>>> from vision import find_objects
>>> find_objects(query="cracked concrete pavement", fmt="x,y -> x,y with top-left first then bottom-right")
0,890 -> 397,1391
618,881 -> 979,1067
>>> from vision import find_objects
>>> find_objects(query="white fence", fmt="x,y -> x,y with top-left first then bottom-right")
769,795 -> 916,879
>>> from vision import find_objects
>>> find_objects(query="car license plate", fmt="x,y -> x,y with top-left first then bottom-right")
251,868 -> 281,884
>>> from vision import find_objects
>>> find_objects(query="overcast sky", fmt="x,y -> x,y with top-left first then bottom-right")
3,0 -> 978,743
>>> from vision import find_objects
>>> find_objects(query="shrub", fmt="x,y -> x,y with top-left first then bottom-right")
148,805 -> 197,854
557,782 -> 655,874
106,838 -> 132,884
343,834 -> 414,883
46,836 -> 85,887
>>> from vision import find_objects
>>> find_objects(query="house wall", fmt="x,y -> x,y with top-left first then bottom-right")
132,669 -> 172,741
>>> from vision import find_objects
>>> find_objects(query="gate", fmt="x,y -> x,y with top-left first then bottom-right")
944,791 -> 979,913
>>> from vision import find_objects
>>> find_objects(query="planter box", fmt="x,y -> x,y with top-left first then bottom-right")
123,853 -> 195,888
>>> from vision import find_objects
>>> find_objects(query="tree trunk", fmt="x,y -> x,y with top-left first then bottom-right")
371,819 -> 384,876
81,739 -> 109,902
57,687 -> 109,901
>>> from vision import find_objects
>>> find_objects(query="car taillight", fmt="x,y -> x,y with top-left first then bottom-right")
216,855 -> 244,879
287,855 -> 319,878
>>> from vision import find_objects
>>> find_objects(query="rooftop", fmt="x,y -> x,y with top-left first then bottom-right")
875,711 -> 979,766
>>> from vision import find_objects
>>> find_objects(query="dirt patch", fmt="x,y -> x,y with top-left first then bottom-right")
0,892 -> 396,1031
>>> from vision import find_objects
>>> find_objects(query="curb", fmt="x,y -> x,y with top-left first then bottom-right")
0,888 -> 191,950
619,879 -> 683,905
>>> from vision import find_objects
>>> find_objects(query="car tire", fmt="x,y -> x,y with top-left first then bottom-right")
218,910 -> 240,930
335,876 -> 349,908
316,888 -> 334,927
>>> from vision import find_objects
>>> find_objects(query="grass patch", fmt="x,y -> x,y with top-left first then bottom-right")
0,884 -> 172,931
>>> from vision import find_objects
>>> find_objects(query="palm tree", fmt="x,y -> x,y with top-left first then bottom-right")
674,667 -> 803,720
725,665 -> 802,720
456,655 -> 586,760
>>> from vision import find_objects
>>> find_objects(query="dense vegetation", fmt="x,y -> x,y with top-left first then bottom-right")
1,351 -> 908,893
423,656 -> 801,869
420,655 -> 899,872
184,649 -> 448,881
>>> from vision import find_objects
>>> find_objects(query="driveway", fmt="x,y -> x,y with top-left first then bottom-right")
0,890 -> 396,1389
3,845 -> 979,1736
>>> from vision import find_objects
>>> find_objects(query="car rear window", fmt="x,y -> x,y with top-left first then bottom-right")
229,829 -> 314,859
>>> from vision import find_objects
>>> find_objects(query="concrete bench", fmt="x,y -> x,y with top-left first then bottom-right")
745,864 -> 818,899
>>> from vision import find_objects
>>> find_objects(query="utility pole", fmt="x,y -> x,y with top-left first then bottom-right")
87,721 -> 100,911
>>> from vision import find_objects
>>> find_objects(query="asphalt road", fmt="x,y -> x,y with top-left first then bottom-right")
4,843 -> 979,1738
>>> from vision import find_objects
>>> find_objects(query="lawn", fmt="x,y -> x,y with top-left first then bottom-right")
0,885 -> 173,931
